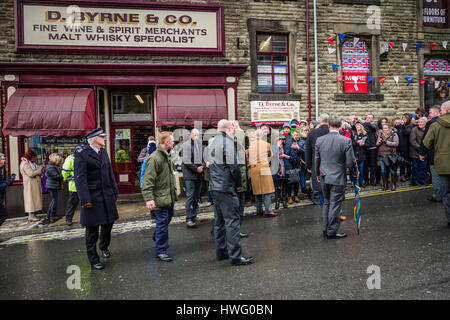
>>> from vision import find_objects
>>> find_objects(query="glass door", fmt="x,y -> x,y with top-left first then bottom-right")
112,127 -> 135,194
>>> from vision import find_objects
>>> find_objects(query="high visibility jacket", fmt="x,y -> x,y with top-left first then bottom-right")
62,154 -> 77,192
116,149 -> 129,162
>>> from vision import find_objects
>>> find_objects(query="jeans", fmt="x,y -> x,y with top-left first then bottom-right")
255,193 -> 272,213
0,204 -> 7,226
185,179 -> 201,222
430,165 -> 443,201
47,189 -> 59,219
300,168 -> 307,189
287,183 -> 299,198
350,161 -> 365,186
411,158 -> 427,184
379,156 -> 397,175
439,175 -> 450,223
205,181 -> 213,203
153,205 -> 174,254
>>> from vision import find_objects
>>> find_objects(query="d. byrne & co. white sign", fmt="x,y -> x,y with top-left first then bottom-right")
251,101 -> 300,125
16,0 -> 225,55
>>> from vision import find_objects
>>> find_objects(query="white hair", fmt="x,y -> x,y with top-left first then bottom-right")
419,117 -> 428,123
442,101 -> 450,113
88,137 -> 95,145
318,113 -> 329,124
217,119 -> 230,131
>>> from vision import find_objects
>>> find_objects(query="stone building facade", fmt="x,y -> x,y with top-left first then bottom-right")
0,0 -> 448,212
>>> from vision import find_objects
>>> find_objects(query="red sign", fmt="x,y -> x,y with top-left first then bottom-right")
344,73 -> 368,93
423,0 -> 450,29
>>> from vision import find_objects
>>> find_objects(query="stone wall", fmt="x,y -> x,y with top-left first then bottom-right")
0,0 -> 447,126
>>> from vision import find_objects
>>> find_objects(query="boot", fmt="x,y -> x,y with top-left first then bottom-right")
288,197 -> 293,205
28,212 -> 39,222
282,190 -> 288,208
293,196 -> 300,203
391,173 -> 397,191
274,196 -> 280,210
381,174 -> 388,191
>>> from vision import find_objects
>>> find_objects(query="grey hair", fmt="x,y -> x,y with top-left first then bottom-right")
217,119 -> 230,131
329,115 -> 342,128
0,153 -> 5,159
318,113 -> 329,124
442,100 -> 450,113
419,117 -> 428,123
87,137 -> 95,145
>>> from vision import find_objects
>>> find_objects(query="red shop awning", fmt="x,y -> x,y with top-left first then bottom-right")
2,88 -> 96,137
156,88 -> 227,127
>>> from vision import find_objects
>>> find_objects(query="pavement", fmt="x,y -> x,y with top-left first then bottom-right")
0,181 -> 434,242
0,185 -> 448,300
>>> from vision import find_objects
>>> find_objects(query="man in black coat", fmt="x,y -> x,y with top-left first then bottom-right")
74,128 -> 119,270
305,113 -> 329,206
362,114 -> 378,186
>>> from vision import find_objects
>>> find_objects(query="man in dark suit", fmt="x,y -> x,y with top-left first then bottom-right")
305,114 -> 329,206
315,115 -> 358,239
74,128 -> 119,270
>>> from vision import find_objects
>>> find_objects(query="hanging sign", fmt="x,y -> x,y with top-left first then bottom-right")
344,73 -> 368,93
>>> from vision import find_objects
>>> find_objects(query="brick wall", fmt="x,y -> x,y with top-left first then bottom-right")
0,0 -> 447,126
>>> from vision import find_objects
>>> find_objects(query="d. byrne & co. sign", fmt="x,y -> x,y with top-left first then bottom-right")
15,0 -> 225,56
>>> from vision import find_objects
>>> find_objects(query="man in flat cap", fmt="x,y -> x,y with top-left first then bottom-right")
74,128 -> 119,270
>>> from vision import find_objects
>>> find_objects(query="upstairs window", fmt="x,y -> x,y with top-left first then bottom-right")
256,34 -> 290,93
341,39 -> 372,93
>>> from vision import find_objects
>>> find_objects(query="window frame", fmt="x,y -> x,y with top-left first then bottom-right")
255,33 -> 290,94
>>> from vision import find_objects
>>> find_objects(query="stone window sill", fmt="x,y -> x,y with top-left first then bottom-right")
249,93 -> 301,101
335,93 -> 384,101
333,0 -> 381,5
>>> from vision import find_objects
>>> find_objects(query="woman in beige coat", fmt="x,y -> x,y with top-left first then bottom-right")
20,149 -> 44,222
246,128 -> 277,217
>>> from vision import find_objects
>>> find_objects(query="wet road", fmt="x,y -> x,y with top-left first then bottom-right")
0,187 -> 449,300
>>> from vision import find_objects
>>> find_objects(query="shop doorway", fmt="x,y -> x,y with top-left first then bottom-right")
111,125 -> 154,194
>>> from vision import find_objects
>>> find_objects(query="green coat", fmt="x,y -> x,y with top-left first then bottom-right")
141,146 -> 178,210
62,154 -> 77,192
423,112 -> 450,175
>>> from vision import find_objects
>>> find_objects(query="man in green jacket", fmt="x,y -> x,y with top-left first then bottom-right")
142,132 -> 178,262
423,101 -> 450,228
62,153 -> 79,226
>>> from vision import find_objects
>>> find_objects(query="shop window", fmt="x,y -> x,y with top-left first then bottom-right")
256,33 -> 290,94
111,92 -> 153,122
424,57 -> 450,110
341,38 -> 372,94
23,136 -> 85,165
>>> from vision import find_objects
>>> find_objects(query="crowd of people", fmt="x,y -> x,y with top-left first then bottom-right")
0,101 -> 448,270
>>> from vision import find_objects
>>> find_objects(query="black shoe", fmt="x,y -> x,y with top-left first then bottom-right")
156,253 -> 173,262
275,201 -> 280,210
216,252 -> 229,261
102,250 -> 110,258
282,198 -> 288,208
66,220 -> 73,226
240,232 -> 248,238
371,182 -> 377,187
40,218 -> 51,225
448,222 -> 450,228
419,181 -> 428,186
327,233 -> 347,239
411,181 -> 419,186
231,256 -> 254,266
323,231 -> 327,238
91,263 -> 104,270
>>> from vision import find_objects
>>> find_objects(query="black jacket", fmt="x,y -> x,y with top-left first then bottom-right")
74,145 -> 119,227
305,124 -> 329,191
208,132 -> 242,194
352,132 -> 368,161
396,123 -> 415,154
363,121 -> 378,149
180,138 -> 203,181
45,162 -> 63,190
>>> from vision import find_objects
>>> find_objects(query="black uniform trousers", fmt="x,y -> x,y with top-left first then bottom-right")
364,148 -> 378,185
0,204 -> 7,227
65,191 -> 79,222
85,223 -> 114,265
211,191 -> 241,261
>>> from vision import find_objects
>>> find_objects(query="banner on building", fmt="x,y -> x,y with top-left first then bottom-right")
344,73 -> 368,93
422,0 -> 450,29
15,0 -> 225,56
251,101 -> 300,125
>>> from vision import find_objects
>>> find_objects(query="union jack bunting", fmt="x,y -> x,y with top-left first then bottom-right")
424,59 -> 450,76
342,40 -> 370,73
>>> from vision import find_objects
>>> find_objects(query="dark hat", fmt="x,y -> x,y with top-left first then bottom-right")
290,119 -> 299,126
86,128 -> 107,140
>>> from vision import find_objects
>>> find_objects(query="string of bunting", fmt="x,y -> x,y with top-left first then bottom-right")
329,34 -> 450,87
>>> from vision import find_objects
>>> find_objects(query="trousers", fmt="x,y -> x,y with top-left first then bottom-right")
153,205 -> 174,254
0,204 -> 7,226
85,223 -> 114,265
320,182 -> 346,236
439,175 -> 450,223
185,180 -> 201,222
430,165 -> 443,201
65,191 -> 79,222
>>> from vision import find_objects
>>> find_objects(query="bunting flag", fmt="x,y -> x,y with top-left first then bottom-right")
406,76 -> 412,84
353,37 -> 360,45
420,79 -> 426,86
328,37 -> 335,46
443,41 -> 448,49
354,182 -> 361,235
332,64 -> 340,71
393,76 -> 399,84
402,43 -> 408,52
367,76 -> 373,83
416,43 -> 422,51
430,42 -> 436,50
337,75 -> 343,83
380,76 -> 386,85
388,42 -> 394,49
328,47 -> 336,54
339,33 -> 346,42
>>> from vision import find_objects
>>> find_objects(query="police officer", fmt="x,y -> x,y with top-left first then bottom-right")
74,128 -> 119,270
62,153 -> 78,226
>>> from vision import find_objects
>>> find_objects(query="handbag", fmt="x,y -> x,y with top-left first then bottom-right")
286,168 -> 300,184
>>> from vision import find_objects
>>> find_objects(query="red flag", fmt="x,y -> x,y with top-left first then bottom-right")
388,42 -> 394,49
337,76 -> 343,83
420,79 -> 426,86
380,77 -> 386,85
328,37 -> 335,46
430,42 -> 436,50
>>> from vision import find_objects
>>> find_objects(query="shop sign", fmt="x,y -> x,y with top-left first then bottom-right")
16,0 -> 225,56
251,101 -> 300,125
423,0 -> 450,29
344,73 -> 368,93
